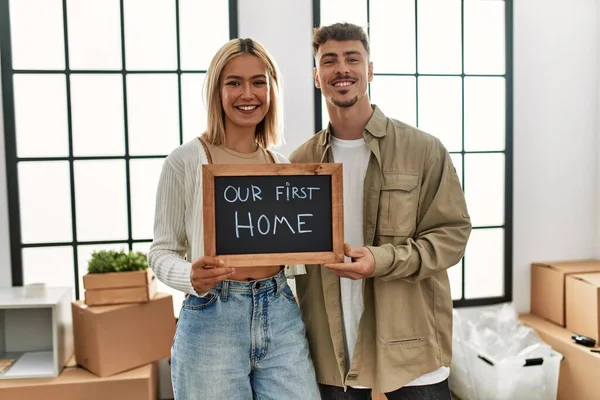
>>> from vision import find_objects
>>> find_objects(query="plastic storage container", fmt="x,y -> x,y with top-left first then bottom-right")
450,306 -> 563,400
461,341 -> 562,400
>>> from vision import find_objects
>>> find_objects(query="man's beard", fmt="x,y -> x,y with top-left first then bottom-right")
330,93 -> 358,108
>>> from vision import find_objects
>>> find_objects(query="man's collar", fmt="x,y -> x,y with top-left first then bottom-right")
318,105 -> 386,147
364,105 -> 386,138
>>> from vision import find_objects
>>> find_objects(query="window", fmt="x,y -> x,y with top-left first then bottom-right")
314,0 -> 513,307
0,0 -> 238,314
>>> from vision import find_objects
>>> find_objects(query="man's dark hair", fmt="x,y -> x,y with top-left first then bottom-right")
312,22 -> 370,57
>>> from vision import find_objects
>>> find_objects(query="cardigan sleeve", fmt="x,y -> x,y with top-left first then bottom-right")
147,157 -> 198,296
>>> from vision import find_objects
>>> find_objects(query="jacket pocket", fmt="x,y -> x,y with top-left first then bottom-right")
377,171 -> 420,236
385,337 -> 427,349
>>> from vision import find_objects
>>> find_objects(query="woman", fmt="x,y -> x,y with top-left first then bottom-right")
148,38 -> 319,399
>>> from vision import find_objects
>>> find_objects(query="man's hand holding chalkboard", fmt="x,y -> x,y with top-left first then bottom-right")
323,243 -> 375,280
190,256 -> 235,294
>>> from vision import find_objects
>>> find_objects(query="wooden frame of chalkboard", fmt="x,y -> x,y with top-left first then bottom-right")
202,163 -> 344,267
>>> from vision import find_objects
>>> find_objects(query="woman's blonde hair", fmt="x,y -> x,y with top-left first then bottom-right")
203,38 -> 284,149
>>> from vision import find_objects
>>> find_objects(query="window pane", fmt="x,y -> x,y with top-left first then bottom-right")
320,0 -> 367,28
130,159 -> 164,240
23,246 -> 74,289
370,0 -> 415,73
66,0 -> 122,70
132,242 -> 185,317
127,74 -> 180,155
74,160 -> 128,241
181,73 -> 207,142
417,0 -> 461,74
448,261 -> 462,300
370,76 -> 416,127
14,74 -> 68,157
418,77 -> 462,152
18,161 -> 72,243
464,0 -> 505,75
123,0 -> 177,70
464,77 -> 505,151
9,0 -> 65,70
464,153 -> 504,227
77,243 -> 127,300
179,0 -> 229,70
465,228 -> 504,299
450,153 -> 463,187
71,74 -> 125,156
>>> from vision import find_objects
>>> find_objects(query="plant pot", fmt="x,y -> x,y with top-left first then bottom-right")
83,269 -> 157,306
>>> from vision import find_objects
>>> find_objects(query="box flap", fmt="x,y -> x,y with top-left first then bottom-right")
533,260 -> 600,274
74,292 -> 170,315
0,364 -> 154,388
65,354 -> 77,368
569,272 -> 600,287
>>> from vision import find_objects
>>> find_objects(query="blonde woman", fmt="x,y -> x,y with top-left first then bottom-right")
148,38 -> 319,399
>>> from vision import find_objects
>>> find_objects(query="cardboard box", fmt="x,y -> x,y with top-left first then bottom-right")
0,361 -> 157,400
0,287 -> 73,379
566,273 -> 600,341
83,269 -> 157,306
520,313 -> 600,400
531,259 -> 600,325
72,293 -> 176,377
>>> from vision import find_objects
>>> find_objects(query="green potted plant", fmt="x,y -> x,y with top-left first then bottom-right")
83,250 -> 157,306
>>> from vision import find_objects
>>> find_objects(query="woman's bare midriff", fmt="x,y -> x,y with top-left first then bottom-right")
229,265 -> 282,281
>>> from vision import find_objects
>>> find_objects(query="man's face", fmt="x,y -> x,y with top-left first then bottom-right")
314,40 -> 373,108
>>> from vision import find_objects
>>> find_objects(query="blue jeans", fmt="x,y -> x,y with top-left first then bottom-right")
171,270 -> 320,399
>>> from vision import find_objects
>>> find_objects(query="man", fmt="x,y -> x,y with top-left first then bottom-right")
290,23 -> 472,400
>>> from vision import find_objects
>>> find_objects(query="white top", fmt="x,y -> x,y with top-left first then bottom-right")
331,136 -> 369,376
331,136 -> 449,388
147,138 -> 305,296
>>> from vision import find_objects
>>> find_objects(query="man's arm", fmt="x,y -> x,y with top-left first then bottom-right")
369,141 -> 471,282
325,140 -> 471,282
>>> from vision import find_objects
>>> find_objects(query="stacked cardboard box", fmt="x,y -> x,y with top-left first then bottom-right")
531,260 -> 600,326
0,292 -> 176,399
0,355 -> 158,400
527,259 -> 600,400
72,292 -> 176,377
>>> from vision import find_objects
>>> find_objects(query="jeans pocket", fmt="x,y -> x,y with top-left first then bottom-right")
182,292 -> 218,310
281,284 -> 298,303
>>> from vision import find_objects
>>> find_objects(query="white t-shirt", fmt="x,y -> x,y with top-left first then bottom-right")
331,136 -> 449,388
331,136 -> 370,375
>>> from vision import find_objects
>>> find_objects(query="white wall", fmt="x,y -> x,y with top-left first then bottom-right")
513,0 -> 598,312
238,0 -> 315,157
597,1 -> 600,261
0,51 -> 12,287
0,1 -> 599,313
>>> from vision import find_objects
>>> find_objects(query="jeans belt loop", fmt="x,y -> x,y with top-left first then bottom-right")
275,271 -> 285,297
220,280 -> 229,302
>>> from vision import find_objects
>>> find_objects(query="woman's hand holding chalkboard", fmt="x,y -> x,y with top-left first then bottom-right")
323,243 -> 375,280
190,257 -> 235,294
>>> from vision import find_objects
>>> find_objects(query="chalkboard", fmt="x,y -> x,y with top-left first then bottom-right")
202,163 -> 344,267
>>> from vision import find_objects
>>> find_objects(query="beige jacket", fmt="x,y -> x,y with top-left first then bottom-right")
289,106 -> 472,393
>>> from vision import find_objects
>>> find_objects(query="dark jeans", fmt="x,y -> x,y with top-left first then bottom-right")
318,379 -> 452,400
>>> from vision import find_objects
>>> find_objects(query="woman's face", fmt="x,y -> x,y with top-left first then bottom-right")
220,54 -> 271,132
